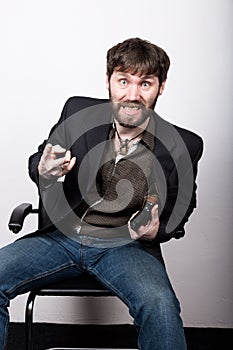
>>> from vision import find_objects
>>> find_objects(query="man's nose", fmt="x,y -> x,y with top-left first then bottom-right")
126,84 -> 140,101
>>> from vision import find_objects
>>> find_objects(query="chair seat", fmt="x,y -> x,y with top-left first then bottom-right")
35,273 -> 113,297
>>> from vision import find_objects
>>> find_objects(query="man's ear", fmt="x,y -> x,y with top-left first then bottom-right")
106,75 -> 109,90
159,80 -> 166,95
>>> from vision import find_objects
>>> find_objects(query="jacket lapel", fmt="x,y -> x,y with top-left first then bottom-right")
82,103 -> 113,193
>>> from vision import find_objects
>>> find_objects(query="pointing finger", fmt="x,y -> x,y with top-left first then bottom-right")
43,143 -> 53,155
52,144 -> 67,155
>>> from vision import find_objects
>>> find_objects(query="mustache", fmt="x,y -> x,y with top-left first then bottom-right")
118,101 -> 146,109
120,101 -> 145,107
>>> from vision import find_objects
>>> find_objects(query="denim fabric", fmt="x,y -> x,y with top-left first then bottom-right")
0,230 -> 187,350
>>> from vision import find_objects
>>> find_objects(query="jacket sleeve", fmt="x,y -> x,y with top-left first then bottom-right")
160,136 -> 203,243
144,132 -> 204,245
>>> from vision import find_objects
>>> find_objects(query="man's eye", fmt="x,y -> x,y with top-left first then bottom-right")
120,79 -> 127,86
142,81 -> 150,88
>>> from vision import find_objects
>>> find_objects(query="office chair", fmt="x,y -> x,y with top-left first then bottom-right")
8,203 -> 137,350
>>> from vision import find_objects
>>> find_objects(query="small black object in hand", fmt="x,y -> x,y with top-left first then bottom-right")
130,201 -> 155,232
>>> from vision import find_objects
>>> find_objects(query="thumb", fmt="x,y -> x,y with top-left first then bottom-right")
66,157 -> 76,172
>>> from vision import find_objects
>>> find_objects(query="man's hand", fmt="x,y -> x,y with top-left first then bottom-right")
38,143 -> 76,181
128,204 -> 160,241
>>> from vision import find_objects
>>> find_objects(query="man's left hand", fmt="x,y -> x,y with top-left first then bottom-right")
128,204 -> 160,241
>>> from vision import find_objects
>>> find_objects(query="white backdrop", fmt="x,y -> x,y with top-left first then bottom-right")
0,0 -> 232,328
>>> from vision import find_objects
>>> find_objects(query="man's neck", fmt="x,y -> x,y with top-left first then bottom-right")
114,118 -> 150,140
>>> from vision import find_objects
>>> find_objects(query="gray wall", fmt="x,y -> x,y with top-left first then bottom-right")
0,0 -> 232,328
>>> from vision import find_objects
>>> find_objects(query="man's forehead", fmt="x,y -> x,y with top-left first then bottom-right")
114,70 -> 157,80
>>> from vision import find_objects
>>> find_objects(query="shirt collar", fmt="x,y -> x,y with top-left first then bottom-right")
109,116 -> 155,151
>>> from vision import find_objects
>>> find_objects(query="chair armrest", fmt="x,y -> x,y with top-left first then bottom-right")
8,203 -> 38,234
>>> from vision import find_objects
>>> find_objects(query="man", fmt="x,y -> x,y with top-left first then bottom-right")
0,38 -> 203,349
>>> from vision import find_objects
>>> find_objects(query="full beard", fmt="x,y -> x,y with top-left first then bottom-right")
109,91 -> 159,128
111,101 -> 152,128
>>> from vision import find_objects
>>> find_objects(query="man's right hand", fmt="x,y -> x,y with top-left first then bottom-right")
38,143 -> 76,181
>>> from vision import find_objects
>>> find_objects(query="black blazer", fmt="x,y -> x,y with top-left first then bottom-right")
28,96 -> 203,264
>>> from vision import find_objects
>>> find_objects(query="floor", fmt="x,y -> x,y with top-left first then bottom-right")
6,323 -> 233,350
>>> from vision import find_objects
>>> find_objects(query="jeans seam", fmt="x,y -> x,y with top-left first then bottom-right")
6,262 -> 77,296
87,267 -> 139,321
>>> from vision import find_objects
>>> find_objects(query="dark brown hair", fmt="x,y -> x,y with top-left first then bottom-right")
106,37 -> 170,85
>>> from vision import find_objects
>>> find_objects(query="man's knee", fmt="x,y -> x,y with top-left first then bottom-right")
135,286 -> 181,323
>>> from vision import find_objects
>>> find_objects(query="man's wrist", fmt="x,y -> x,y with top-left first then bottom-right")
39,175 -> 57,189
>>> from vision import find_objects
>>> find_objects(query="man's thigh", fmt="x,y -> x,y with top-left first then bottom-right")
0,232 -> 83,299
87,241 -> 174,304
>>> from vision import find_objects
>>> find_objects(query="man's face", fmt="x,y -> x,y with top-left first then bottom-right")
107,70 -> 165,128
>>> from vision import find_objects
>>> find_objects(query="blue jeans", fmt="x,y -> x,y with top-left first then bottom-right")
0,230 -> 187,350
